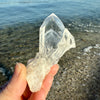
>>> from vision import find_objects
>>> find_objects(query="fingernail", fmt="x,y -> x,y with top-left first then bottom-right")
15,62 -> 22,76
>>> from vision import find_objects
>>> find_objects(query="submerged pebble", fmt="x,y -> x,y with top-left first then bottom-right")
0,68 -> 6,76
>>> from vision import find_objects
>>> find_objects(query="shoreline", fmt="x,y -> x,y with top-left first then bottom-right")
0,23 -> 100,99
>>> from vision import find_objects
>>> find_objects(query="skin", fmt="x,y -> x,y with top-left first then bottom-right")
0,63 -> 59,100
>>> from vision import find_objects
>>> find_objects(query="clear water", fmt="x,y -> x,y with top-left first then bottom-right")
0,0 -> 100,87
0,0 -> 100,32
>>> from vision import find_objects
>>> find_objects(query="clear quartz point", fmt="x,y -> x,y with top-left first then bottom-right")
26,13 -> 76,92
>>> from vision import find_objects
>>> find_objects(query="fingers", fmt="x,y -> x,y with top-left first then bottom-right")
48,64 -> 59,76
29,64 -> 59,100
0,63 -> 27,99
22,84 -> 32,99
42,64 -> 59,97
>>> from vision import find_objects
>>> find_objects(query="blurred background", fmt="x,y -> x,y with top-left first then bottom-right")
0,0 -> 100,100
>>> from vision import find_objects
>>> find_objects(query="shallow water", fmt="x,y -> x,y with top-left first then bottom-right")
0,0 -> 100,32
0,0 -> 100,99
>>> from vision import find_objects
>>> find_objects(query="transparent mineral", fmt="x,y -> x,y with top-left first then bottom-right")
26,13 -> 76,92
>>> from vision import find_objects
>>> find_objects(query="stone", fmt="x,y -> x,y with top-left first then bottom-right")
26,13 -> 76,92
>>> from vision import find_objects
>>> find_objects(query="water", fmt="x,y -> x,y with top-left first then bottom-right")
0,0 -> 100,96
0,0 -> 100,32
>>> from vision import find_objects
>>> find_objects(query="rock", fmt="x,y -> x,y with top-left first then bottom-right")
26,13 -> 76,92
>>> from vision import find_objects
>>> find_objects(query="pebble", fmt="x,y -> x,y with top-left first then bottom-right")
85,66 -> 88,68
0,68 -> 6,76
77,56 -> 81,59
83,46 -> 93,52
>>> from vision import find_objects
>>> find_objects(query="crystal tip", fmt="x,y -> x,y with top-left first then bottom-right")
48,13 -> 58,18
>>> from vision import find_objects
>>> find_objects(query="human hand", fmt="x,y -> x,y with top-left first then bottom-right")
0,63 -> 59,100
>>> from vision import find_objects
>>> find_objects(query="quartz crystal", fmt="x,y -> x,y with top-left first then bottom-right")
26,13 -> 76,92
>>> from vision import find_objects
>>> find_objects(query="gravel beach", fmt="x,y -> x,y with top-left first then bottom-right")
47,31 -> 100,100
0,23 -> 100,99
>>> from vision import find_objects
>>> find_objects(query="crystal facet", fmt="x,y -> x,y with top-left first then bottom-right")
26,13 -> 76,92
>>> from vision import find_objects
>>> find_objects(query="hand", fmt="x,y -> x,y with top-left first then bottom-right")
0,63 -> 59,100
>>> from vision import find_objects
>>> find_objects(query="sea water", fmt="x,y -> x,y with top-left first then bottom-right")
0,0 -> 100,32
0,0 -> 100,89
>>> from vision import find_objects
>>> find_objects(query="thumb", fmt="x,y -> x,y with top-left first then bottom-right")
0,63 -> 27,99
